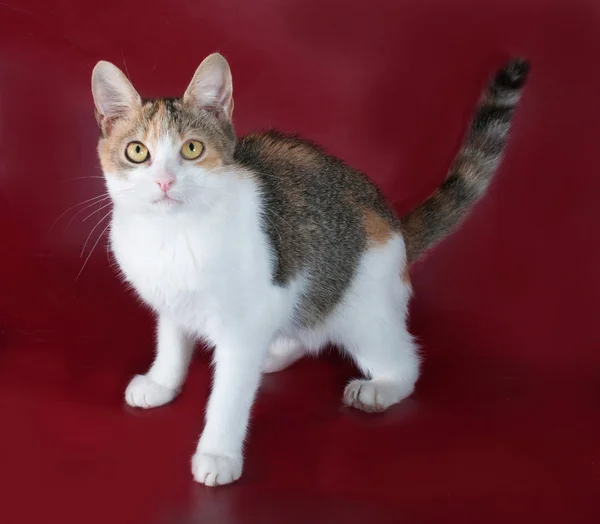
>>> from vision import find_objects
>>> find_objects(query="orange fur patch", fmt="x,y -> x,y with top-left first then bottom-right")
97,113 -> 141,174
362,208 -> 393,246
194,149 -> 224,170
145,101 -> 167,142
97,139 -> 117,172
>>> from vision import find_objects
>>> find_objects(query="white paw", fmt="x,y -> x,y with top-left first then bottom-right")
124,374 -> 179,409
262,338 -> 305,373
191,451 -> 243,487
343,378 -> 414,412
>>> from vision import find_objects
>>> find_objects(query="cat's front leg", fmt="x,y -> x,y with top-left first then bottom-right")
125,315 -> 194,409
191,325 -> 272,486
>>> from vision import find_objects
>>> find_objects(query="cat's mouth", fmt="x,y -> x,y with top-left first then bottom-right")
152,195 -> 182,206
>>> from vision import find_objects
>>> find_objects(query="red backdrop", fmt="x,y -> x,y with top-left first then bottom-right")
1,0 -> 599,523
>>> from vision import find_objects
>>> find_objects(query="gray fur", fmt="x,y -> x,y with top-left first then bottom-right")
401,58 -> 530,262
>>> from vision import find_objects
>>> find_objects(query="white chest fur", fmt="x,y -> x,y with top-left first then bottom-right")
109,198 -> 277,338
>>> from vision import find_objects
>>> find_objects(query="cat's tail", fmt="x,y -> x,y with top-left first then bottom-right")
400,58 -> 530,264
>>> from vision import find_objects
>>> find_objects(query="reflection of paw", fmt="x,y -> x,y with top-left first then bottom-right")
343,378 -> 413,412
262,338 -> 305,373
191,451 -> 243,487
125,374 -> 178,409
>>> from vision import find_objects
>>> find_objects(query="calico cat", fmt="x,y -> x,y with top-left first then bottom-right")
91,53 -> 529,486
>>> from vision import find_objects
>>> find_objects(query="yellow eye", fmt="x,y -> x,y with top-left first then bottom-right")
181,140 -> 204,160
125,142 -> 149,163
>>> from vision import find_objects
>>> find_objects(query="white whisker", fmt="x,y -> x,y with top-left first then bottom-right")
63,196 -> 111,232
198,198 -> 217,213
81,210 -> 112,257
77,220 -> 111,281
47,193 -> 109,235
58,187 -> 135,234
82,201 -> 113,223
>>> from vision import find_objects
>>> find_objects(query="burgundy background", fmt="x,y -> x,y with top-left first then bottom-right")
1,0 -> 599,522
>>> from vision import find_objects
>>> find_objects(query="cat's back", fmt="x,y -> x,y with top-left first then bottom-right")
234,130 -> 400,228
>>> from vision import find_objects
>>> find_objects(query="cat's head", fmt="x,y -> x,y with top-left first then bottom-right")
91,53 -> 236,213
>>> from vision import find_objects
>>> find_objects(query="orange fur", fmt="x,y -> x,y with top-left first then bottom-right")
194,149 -> 224,170
145,101 -> 167,142
97,114 -> 142,174
362,208 -> 393,246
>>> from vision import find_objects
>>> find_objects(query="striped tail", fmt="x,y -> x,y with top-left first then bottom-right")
400,58 -> 530,263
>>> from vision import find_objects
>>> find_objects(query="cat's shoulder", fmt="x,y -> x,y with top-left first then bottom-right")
234,130 -> 328,169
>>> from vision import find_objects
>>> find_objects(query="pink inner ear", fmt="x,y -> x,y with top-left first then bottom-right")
184,60 -> 233,120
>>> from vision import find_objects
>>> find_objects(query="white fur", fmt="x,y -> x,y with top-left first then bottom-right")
105,131 -> 418,486
262,337 -> 305,373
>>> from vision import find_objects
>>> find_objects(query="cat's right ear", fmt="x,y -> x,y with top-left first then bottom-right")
91,61 -> 141,135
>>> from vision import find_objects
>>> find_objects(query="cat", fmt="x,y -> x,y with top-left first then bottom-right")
90,53 -> 529,486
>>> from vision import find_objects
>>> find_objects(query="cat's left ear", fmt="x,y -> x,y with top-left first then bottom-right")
183,53 -> 234,121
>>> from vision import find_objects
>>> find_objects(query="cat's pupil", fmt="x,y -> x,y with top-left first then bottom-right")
135,145 -> 141,154
189,143 -> 195,151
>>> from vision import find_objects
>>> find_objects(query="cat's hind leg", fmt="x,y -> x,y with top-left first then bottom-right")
333,237 -> 419,412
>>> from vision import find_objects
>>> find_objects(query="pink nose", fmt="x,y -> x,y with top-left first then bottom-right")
156,179 -> 174,192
